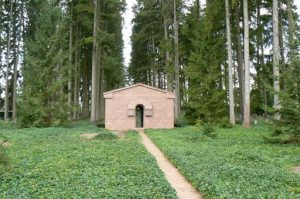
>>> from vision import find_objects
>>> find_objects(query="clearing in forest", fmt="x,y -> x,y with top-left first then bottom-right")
0,122 -> 177,198
146,125 -> 300,198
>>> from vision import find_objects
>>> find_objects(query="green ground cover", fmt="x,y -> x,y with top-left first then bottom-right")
146,125 -> 300,199
0,121 -> 176,198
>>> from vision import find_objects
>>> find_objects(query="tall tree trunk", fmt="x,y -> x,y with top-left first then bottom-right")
151,36 -> 157,87
12,36 -> 20,122
4,0 -> 13,121
273,0 -> 281,120
287,0 -> 298,100
73,28 -> 79,120
91,0 -> 101,122
287,0 -> 296,48
174,0 -> 181,118
12,1 -> 21,122
257,0 -> 268,119
99,68 -> 105,121
225,0 -> 235,124
278,1 -> 285,65
164,11 -> 173,92
234,0 -> 244,122
68,9 -> 73,121
82,51 -> 89,118
243,0 -> 251,128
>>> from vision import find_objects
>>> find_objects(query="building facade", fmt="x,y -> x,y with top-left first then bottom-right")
104,84 -> 175,131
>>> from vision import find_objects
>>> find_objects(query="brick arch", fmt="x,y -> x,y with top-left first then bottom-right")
127,100 -> 153,117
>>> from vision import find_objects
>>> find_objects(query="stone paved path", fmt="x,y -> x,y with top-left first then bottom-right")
138,130 -> 202,199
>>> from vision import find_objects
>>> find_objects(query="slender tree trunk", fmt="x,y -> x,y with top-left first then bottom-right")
164,12 -> 173,92
68,9 -> 73,121
287,0 -> 298,100
4,0 -> 13,121
174,0 -> 181,118
287,0 -> 296,48
234,0 -> 244,122
278,1 -> 285,65
12,36 -> 20,122
91,0 -> 100,122
243,0 -> 251,128
225,0 -> 235,124
73,28 -> 79,120
151,36 -> 157,87
82,51 -> 89,118
256,0 -> 263,116
99,68 -> 105,121
273,0 -> 281,120
196,0 -> 200,20
256,0 -> 268,118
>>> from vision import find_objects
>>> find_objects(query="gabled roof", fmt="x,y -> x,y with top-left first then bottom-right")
103,83 -> 175,95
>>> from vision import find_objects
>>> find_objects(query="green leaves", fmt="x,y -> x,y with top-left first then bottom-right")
0,122 -> 177,198
147,126 -> 300,198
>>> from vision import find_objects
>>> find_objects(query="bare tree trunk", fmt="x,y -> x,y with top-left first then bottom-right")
273,0 -> 281,120
99,68 -> 105,121
82,50 -> 89,118
243,0 -> 251,128
287,0 -> 296,47
12,36 -> 20,122
234,0 -> 244,122
91,0 -> 100,122
257,1 -> 268,119
68,10 -> 73,121
278,1 -> 285,66
164,14 -> 173,92
4,0 -> 13,121
151,36 -> 157,87
73,29 -> 79,120
174,0 -> 181,118
225,0 -> 235,124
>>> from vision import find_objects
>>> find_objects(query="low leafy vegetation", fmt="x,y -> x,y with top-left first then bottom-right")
94,132 -> 118,140
0,122 -> 176,198
0,133 -> 10,175
147,125 -> 300,198
0,146 -> 9,175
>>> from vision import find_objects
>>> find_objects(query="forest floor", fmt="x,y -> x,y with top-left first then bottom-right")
1,121 -> 300,198
0,121 -> 177,198
146,125 -> 300,199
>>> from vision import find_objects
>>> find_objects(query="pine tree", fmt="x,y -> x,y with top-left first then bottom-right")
20,1 -> 69,127
184,0 -> 228,123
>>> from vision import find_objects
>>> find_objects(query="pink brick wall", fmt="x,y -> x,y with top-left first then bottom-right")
104,84 -> 175,131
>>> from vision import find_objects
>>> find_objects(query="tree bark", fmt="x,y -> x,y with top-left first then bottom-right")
164,10 -> 173,92
12,35 -> 20,122
68,7 -> 73,121
73,26 -> 79,120
234,0 -> 244,122
91,0 -> 101,122
287,0 -> 296,53
174,0 -> 181,118
4,0 -> 13,121
273,0 -> 281,120
82,50 -> 90,118
257,0 -> 268,119
278,1 -> 285,65
99,68 -> 105,121
225,0 -> 235,124
243,0 -> 251,128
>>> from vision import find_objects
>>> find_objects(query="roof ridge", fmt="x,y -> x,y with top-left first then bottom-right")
103,83 -> 175,95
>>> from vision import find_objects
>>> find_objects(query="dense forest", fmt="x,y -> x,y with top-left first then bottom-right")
0,0 -> 299,136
